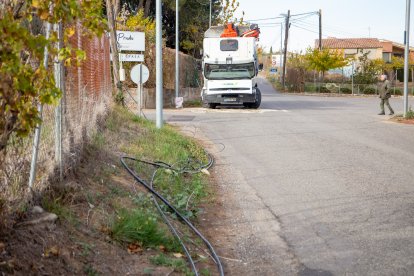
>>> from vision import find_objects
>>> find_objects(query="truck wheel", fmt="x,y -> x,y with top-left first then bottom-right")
208,103 -> 217,109
251,88 -> 261,109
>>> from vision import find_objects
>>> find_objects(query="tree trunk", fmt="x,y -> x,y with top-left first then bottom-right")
144,0 -> 152,17
113,0 -> 120,19
105,0 -> 120,89
138,0 -> 144,10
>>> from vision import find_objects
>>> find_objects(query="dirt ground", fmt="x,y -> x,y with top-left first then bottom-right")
0,112 -> 235,275
390,116 -> 414,125
0,146 -> 187,275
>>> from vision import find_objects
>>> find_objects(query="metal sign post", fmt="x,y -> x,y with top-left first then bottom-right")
131,64 -> 149,117
139,64 -> 142,116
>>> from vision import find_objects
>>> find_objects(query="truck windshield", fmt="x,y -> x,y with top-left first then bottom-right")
204,63 -> 255,80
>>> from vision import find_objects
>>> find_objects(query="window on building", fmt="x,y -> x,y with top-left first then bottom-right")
383,53 -> 391,63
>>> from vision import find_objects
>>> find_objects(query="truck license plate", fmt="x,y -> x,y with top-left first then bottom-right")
224,97 -> 237,102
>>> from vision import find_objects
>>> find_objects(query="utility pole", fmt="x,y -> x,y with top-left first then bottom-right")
280,22 -> 283,81
404,0 -> 411,117
156,0 -> 163,128
281,10 -> 290,88
175,0 -> 179,103
319,9 -> 322,50
209,0 -> 212,28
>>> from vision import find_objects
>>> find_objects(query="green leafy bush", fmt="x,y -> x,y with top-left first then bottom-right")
304,84 -> 317,92
320,86 -> 330,93
340,87 -> 352,94
406,106 -> 414,119
363,87 -> 376,95
0,0 -> 107,153
394,89 -> 402,95
111,208 -> 179,251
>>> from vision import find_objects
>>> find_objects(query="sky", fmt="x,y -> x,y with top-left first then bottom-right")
233,0 -> 410,53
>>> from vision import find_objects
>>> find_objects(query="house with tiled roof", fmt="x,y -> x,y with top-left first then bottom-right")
379,39 -> 414,62
315,37 -> 414,63
315,37 -> 383,61
315,37 -> 414,81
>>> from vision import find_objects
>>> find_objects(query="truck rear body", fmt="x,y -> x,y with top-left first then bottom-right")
201,25 -> 261,108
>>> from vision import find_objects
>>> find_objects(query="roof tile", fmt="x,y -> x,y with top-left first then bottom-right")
316,38 -> 383,49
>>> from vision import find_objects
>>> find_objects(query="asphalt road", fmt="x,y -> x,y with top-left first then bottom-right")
146,78 -> 414,275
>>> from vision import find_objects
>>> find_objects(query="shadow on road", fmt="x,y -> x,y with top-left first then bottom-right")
260,99 -> 352,111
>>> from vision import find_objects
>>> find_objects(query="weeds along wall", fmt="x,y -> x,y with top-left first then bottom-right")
0,22 -> 112,215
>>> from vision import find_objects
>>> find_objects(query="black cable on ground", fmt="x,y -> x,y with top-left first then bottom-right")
120,154 -> 224,276
149,168 -> 199,275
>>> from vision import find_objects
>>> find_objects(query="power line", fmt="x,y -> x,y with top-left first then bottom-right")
258,22 -> 284,26
293,21 -> 362,41
290,11 -> 319,17
245,16 -> 285,22
290,23 -> 382,49
293,18 -> 363,38
246,11 -> 317,23
290,13 -> 317,23
290,23 -> 319,35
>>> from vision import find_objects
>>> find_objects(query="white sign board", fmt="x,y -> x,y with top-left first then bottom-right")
119,53 -> 144,62
272,54 -> 283,67
175,97 -> 184,109
131,64 -> 150,84
116,31 -> 145,51
271,55 -> 278,67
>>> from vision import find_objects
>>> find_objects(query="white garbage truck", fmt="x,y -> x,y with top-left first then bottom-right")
201,23 -> 261,109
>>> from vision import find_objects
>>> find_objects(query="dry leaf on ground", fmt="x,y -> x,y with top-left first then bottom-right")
173,253 -> 183,258
127,243 -> 143,254
43,246 -> 59,257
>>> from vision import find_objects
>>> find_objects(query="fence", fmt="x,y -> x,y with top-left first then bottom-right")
0,23 -> 112,214
301,82 -> 414,96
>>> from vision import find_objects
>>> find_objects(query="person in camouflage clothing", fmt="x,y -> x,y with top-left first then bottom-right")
378,74 -> 394,115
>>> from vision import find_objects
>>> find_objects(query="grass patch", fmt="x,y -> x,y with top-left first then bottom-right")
77,242 -> 95,257
183,99 -> 202,108
46,106 -> 212,272
266,74 -> 284,91
111,106 -> 211,218
154,171 -> 207,218
83,264 -> 99,276
149,253 -> 191,274
406,106 -> 414,119
114,108 -> 206,164
41,196 -> 78,226
92,132 -> 106,149
110,208 -> 180,252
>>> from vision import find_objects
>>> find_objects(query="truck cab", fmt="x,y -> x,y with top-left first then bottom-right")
201,24 -> 261,109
